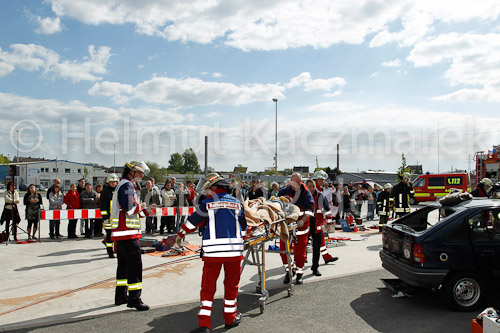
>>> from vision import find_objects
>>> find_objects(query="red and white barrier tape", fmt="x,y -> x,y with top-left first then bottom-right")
40,207 -> 196,220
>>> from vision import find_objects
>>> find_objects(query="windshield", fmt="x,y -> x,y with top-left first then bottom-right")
390,205 -> 465,233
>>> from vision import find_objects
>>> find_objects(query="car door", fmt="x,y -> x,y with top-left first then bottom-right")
468,208 -> 500,280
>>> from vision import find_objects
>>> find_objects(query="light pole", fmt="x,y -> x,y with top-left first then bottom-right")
272,98 -> 278,182
113,144 -> 116,173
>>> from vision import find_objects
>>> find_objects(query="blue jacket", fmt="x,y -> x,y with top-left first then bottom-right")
278,182 -> 314,216
179,190 -> 246,260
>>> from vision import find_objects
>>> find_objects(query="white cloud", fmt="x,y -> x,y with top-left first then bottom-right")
34,16 -> 62,34
212,72 -> 223,78
46,0 -> 500,51
90,76 -> 286,108
205,112 -> 220,118
0,43 -> 112,82
286,72 -> 346,92
381,59 -> 401,67
408,33 -> 500,101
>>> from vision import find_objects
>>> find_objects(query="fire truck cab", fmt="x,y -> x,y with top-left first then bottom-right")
475,146 -> 500,185
412,172 -> 470,203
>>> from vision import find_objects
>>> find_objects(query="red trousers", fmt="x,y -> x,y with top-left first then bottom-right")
198,259 -> 241,329
320,231 -> 334,262
280,218 -> 309,274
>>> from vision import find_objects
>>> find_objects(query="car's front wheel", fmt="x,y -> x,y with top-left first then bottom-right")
442,271 -> 485,312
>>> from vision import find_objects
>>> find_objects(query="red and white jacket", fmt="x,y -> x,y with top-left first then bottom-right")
310,189 -> 332,234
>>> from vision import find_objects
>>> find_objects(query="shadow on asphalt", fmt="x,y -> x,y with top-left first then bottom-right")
15,257 -> 109,271
351,287 -> 476,332
38,248 -> 102,257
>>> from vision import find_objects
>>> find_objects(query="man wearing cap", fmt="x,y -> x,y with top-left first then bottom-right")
100,173 -> 119,258
391,172 -> 414,218
176,173 -> 246,333
278,173 -> 314,285
110,161 -> 156,311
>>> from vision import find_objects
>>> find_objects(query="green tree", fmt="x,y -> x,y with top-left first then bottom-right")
146,161 -> 167,183
396,153 -> 411,183
182,148 -> 201,174
0,154 -> 12,164
168,153 -> 184,173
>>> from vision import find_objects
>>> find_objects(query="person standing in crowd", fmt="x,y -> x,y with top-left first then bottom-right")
176,174 -> 246,332
322,180 -> 334,207
46,178 -> 62,199
366,186 -> 377,221
142,180 -> 160,235
100,174 -> 119,258
353,184 -> 367,219
64,183 -> 81,238
306,180 -> 339,277
94,184 -> 104,237
269,182 -> 280,198
471,178 -> 493,197
170,177 -> 179,191
1,181 -> 21,241
347,181 -> 355,194
76,178 -> 86,235
247,180 -> 263,200
149,177 -> 161,231
160,180 -> 176,234
186,180 -> 196,206
391,172 -> 414,218
81,182 -> 97,238
342,185 -> 351,218
377,183 -> 393,231
278,173 -> 314,285
24,184 -> 42,240
48,184 -> 64,239
175,183 -> 189,232
110,161 -> 154,311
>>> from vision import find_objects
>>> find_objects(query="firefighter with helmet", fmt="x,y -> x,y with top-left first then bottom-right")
110,161 -> 156,311
176,173 -> 246,333
391,172 -> 414,218
100,173 -> 119,258
471,178 -> 493,197
311,171 -> 339,266
377,183 -> 394,231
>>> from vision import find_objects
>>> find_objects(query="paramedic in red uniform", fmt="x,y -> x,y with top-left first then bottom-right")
307,179 -> 339,277
311,171 -> 339,266
176,174 -> 247,333
110,161 -> 155,311
278,173 -> 314,285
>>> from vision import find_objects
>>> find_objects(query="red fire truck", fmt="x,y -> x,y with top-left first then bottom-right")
412,172 -> 471,203
475,146 -> 500,185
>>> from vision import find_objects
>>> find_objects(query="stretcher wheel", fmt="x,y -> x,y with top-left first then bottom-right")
287,287 -> 294,297
259,300 -> 265,314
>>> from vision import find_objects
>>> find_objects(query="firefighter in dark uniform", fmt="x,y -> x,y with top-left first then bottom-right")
391,172 -> 414,218
110,161 -> 156,311
100,173 -> 119,258
377,183 -> 393,231
471,178 -> 493,197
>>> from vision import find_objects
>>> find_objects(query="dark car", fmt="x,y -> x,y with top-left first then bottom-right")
380,198 -> 500,311
35,184 -> 46,191
18,183 -> 29,191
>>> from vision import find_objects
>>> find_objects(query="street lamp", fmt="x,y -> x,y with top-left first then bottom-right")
272,98 -> 278,181
113,144 -> 116,173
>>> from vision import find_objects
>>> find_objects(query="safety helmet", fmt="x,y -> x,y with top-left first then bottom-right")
384,183 -> 393,190
202,173 -> 224,190
312,170 -> 328,180
402,172 -> 411,180
125,161 -> 150,176
480,178 -> 493,187
107,173 -> 119,182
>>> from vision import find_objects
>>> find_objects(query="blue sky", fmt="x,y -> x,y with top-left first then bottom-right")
1,0 -> 500,174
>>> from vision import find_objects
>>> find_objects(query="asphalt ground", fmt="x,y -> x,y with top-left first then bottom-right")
4,269 -> 479,333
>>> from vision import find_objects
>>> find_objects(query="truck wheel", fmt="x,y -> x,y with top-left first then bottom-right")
442,272 -> 485,312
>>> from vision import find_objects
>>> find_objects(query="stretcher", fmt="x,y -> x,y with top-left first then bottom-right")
241,197 -> 301,314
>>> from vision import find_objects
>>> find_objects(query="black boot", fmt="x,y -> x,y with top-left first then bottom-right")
325,257 -> 339,264
127,300 -> 150,311
312,269 -> 322,276
296,273 -> 304,284
283,270 -> 295,284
